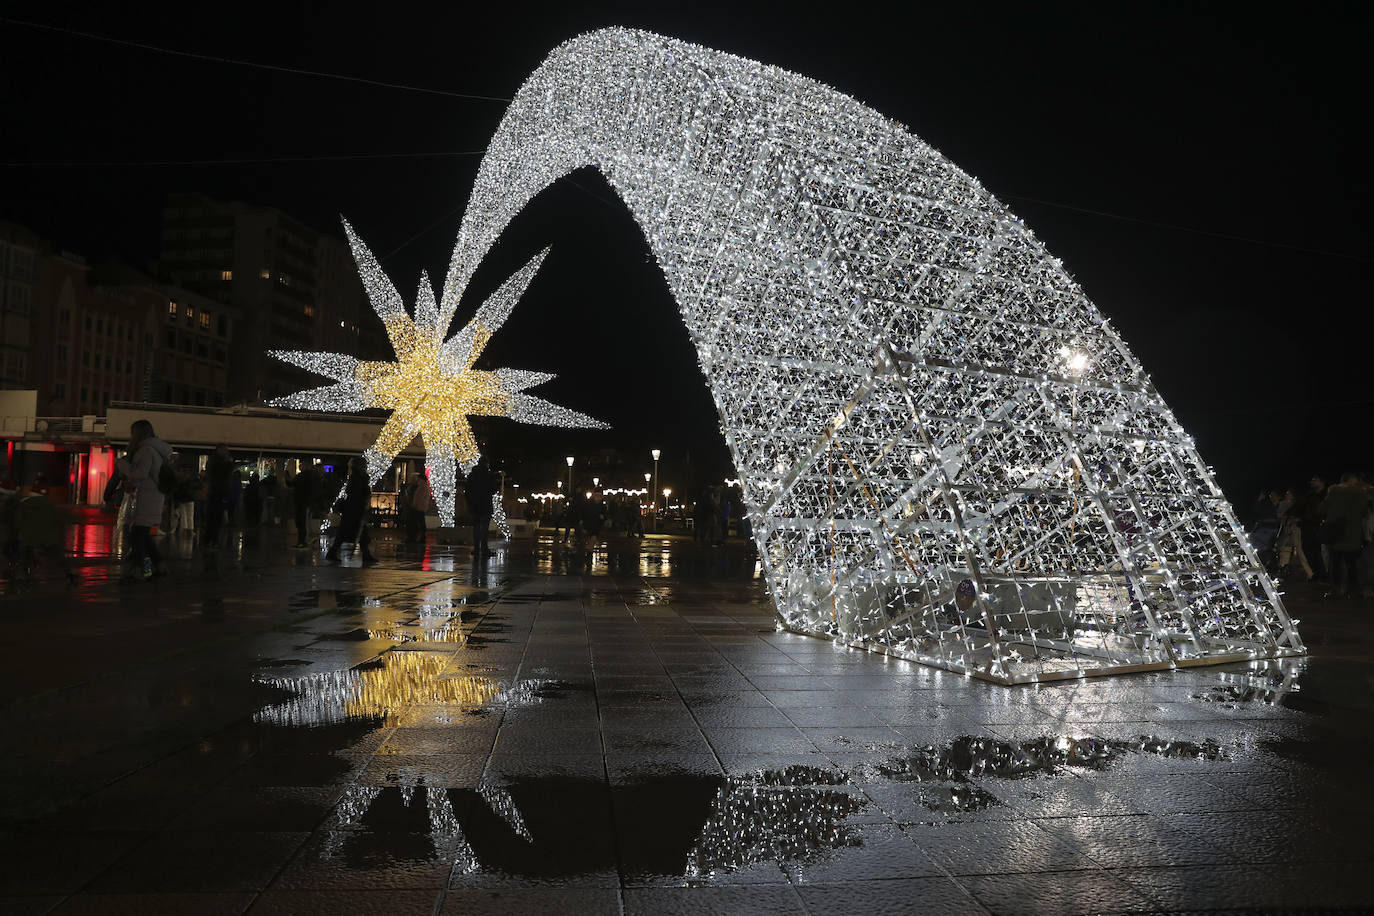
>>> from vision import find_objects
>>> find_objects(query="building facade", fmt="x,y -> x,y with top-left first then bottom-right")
32,253 -> 162,418
0,223 -> 39,390
159,193 -> 367,403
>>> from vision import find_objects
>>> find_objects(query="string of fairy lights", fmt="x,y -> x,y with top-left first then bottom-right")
269,222 -> 607,526
425,27 -> 1301,683
267,27 -> 1299,682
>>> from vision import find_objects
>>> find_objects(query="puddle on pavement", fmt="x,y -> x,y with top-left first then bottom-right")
879,734 -> 1227,782
253,651 -> 572,727
1191,657 -> 1311,710
875,734 -> 1228,814
289,589 -> 370,612
496,592 -> 576,604
280,732 -> 1248,881
312,767 -> 867,881
686,769 -> 864,877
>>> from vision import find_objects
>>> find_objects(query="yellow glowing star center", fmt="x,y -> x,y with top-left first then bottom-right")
358,321 -> 508,465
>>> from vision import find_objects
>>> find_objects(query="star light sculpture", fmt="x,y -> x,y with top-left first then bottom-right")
269,221 -> 607,525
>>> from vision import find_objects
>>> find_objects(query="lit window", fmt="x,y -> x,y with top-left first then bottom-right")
168,300 -> 177,316
200,311 -> 211,329
220,270 -> 233,281
304,305 -> 314,318
185,304 -> 194,319
259,268 -> 270,279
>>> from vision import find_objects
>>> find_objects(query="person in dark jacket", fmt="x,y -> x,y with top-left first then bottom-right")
243,473 -> 262,525
204,444 -> 233,547
292,463 -> 320,548
115,419 -> 173,578
1321,473 -> 1371,598
325,457 -> 377,564
1297,475 -> 1329,582
464,459 -> 499,556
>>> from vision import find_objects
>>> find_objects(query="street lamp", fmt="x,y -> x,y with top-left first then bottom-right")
651,449 -> 661,531
565,455 -> 574,494
592,476 -> 599,488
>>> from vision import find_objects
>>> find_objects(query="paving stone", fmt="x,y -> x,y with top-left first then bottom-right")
1,530 -> 1369,913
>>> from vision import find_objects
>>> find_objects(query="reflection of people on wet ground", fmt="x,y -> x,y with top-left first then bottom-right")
464,459 -> 499,557
325,456 -> 377,564
115,419 -> 173,580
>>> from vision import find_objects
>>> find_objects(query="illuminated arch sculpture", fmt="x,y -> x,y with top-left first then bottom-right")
447,28 -> 1301,682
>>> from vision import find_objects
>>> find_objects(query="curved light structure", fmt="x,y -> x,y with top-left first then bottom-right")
442,27 -> 1300,682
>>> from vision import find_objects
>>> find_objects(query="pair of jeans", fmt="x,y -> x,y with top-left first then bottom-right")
130,525 -> 159,573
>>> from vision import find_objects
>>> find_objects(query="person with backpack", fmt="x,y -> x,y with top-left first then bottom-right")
115,418 -> 174,579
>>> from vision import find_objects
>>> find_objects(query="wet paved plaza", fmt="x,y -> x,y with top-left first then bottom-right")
2,524 -> 1372,914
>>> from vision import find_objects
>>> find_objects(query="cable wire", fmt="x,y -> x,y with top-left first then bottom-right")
0,152 -> 488,168
0,16 -> 512,103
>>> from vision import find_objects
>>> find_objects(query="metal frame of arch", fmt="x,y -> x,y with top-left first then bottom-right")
437,27 -> 1301,682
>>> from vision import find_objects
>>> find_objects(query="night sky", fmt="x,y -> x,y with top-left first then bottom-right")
3,2 -> 1370,501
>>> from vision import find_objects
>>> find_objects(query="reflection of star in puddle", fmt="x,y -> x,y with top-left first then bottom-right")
254,652 -> 499,727
253,651 -> 565,728
322,784 -> 532,872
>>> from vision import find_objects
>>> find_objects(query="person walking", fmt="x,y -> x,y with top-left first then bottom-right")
116,419 -> 173,579
10,476 -> 75,583
464,459 -> 499,557
204,445 -> 233,547
581,489 -> 607,546
261,472 -> 278,525
325,456 -> 377,564
1276,488 -> 1313,580
244,473 -> 262,525
1321,473 -> 1371,599
292,462 -> 320,549
167,459 -> 197,539
406,471 -> 433,545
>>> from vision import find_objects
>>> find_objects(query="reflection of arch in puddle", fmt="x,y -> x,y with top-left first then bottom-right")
1192,657 -> 1309,708
874,733 -> 1230,815
686,766 -> 865,878
312,769 -> 869,880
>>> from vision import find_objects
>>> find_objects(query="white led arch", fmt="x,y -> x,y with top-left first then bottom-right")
441,27 -> 1301,682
